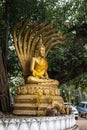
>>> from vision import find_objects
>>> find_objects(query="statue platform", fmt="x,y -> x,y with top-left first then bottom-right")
13,82 -> 64,116
0,115 -> 79,130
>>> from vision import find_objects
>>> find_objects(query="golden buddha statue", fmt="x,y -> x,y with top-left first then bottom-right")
13,21 -> 65,115
26,36 -> 58,85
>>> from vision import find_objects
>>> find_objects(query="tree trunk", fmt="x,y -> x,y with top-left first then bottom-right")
0,38 -> 10,112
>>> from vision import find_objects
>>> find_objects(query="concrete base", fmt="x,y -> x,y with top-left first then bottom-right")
0,114 -> 79,130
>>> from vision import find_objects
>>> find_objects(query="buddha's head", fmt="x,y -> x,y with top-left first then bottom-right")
35,35 -> 45,57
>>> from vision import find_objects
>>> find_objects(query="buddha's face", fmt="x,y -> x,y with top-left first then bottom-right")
39,47 -> 45,57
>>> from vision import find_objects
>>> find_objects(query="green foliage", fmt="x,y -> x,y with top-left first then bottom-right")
8,45 -> 20,75
60,83 -> 87,106
8,44 -> 24,97
9,74 -> 24,97
48,40 -> 87,74
72,73 -> 87,90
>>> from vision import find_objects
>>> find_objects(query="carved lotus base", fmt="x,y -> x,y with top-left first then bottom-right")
13,83 -> 64,116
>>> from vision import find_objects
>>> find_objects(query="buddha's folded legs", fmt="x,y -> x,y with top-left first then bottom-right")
26,76 -> 59,85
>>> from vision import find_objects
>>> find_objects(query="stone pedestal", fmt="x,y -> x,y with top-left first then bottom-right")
13,82 -> 64,115
0,115 -> 79,130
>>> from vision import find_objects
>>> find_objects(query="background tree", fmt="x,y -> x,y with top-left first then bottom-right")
0,0 -> 11,112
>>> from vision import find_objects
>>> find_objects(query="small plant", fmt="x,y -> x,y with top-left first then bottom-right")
9,76 -> 24,98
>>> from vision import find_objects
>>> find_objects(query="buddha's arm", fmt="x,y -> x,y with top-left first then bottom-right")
30,57 -> 42,77
30,57 -> 36,72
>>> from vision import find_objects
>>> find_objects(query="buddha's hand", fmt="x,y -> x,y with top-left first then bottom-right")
32,70 -> 39,77
32,70 -> 44,78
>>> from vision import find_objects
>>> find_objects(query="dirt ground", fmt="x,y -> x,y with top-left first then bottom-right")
76,116 -> 87,130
